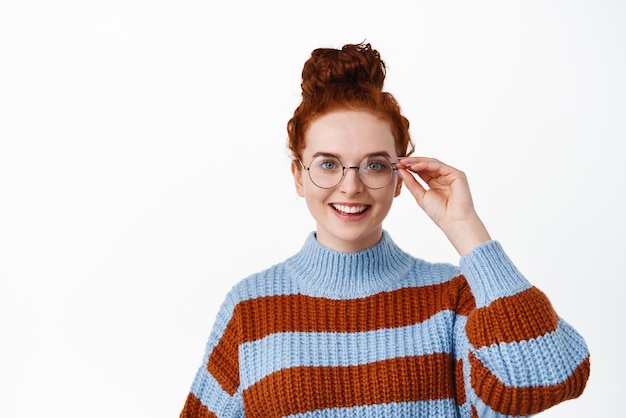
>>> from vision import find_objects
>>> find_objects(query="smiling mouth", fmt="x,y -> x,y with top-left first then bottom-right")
331,204 -> 370,214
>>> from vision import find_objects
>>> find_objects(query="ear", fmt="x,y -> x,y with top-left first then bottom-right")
394,177 -> 403,197
291,160 -> 305,197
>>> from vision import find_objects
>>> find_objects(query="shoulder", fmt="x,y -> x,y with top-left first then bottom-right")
397,256 -> 475,313
221,259 -> 298,310
400,256 -> 462,288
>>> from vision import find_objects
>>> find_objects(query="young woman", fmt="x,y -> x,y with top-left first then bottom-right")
180,42 -> 590,418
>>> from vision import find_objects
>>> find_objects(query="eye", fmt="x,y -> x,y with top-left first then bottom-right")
365,159 -> 389,172
317,158 -> 340,171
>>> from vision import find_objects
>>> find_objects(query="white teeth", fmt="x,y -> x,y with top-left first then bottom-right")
332,204 -> 367,214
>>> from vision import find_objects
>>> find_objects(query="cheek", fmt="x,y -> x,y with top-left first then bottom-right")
304,186 -> 330,203
376,187 -> 398,207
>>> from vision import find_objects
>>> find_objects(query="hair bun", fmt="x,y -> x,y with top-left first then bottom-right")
300,42 -> 386,97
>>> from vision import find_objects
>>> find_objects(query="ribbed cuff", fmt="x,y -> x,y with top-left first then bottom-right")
459,240 -> 532,308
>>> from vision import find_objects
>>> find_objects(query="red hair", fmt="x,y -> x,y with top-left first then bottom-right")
287,42 -> 414,162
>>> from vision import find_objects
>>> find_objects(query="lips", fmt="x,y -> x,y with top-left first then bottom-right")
331,204 -> 370,214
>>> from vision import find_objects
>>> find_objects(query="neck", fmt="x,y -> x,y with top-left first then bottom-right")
285,231 -> 413,298
315,228 -> 384,253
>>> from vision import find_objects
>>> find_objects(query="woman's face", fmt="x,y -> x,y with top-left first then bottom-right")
293,109 -> 402,253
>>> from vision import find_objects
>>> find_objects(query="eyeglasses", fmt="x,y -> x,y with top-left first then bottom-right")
299,154 -> 399,189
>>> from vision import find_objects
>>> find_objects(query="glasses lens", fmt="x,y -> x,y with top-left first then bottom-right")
306,155 -> 395,189
308,155 -> 343,188
358,156 -> 394,189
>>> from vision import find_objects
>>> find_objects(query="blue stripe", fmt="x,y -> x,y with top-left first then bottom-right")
286,399 -> 458,417
468,393 -> 525,418
405,260 -> 461,287
239,310 -> 455,390
189,364 -> 243,416
473,318 -> 589,386
201,265 -> 302,357
460,240 -> 532,308
453,315 -> 470,360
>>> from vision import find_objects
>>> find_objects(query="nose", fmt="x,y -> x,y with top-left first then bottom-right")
339,166 -> 364,195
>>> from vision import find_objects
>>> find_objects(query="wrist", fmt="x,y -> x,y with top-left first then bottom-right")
442,217 -> 492,256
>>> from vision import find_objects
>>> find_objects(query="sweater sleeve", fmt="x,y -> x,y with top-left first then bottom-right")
457,240 -> 590,417
180,292 -> 244,418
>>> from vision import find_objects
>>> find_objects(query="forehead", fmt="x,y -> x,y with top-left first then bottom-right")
303,110 -> 396,158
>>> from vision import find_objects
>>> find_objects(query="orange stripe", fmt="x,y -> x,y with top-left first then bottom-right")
454,358 -> 466,405
469,351 -> 591,415
208,322 -> 241,395
238,275 -> 474,341
471,405 -> 479,417
209,275 -> 475,395
466,287 -> 559,348
242,353 -> 455,418
180,393 -> 218,418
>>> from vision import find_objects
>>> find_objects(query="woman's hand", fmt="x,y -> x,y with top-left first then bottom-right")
395,157 -> 492,255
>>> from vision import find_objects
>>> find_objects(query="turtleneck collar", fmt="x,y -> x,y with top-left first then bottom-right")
285,230 -> 414,299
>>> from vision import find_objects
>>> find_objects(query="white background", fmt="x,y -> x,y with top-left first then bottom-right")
1,1 -> 623,416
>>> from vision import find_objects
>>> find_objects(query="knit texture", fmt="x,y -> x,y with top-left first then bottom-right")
181,232 -> 589,417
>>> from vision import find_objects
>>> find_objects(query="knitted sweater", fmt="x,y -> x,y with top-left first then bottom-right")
181,232 -> 590,417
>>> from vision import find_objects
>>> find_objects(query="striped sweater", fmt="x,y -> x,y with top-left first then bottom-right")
181,231 -> 590,417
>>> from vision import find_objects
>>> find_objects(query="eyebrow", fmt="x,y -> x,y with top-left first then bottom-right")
311,151 -> 393,160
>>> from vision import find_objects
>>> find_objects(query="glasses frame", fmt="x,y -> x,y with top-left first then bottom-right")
298,155 -> 400,190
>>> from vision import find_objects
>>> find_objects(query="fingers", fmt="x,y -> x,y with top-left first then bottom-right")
394,157 -> 487,251
396,157 -> 463,189
396,157 -> 457,179
394,156 -> 471,209
395,158 -> 435,205
397,167 -> 427,205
